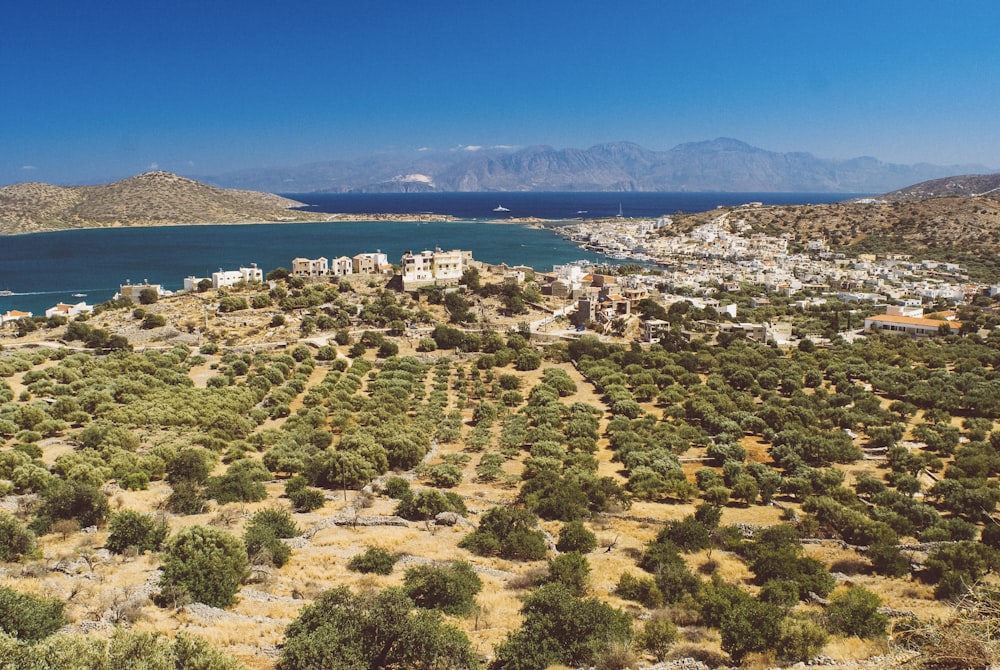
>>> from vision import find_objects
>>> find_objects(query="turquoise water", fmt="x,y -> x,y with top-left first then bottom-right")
0,221 -> 604,315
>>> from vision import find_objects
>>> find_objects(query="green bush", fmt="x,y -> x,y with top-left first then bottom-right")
459,506 -> 547,561
403,561 -> 483,617
243,509 -> 299,568
824,586 -> 887,638
556,520 -> 597,554
160,526 -> 248,608
547,552 -> 590,596
277,587 -> 477,670
615,572 -> 663,608
636,616 -> 678,662
0,512 -> 36,562
347,546 -> 398,575
105,510 -> 168,554
720,599 -> 785,662
778,616 -> 828,663
490,583 -> 632,670
0,586 -> 66,640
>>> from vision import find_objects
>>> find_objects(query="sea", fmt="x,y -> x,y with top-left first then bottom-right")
0,192 -> 863,316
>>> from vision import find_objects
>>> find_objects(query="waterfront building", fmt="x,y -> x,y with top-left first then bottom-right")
1,309 -> 32,327
44,301 -> 91,319
119,281 -> 163,303
400,248 -> 468,288
292,257 -> 328,277
212,264 -> 263,289
353,252 -> 390,274
331,256 -> 353,277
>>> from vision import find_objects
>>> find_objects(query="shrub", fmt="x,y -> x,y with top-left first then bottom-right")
615,572 -> 663,608
0,586 -> 66,640
279,587 -> 477,670
490,583 -> 632,670
636,616 -> 678,662
778,616 -> 828,663
244,509 -> 299,568
105,510 -> 168,555
824,586 -> 887,638
720,599 -> 785,662
403,561 -> 483,617
556,520 -> 598,554
0,512 -> 35,562
459,506 -> 547,561
347,546 -> 398,575
160,526 -> 248,608
395,489 -> 465,521
547,551 -> 590,596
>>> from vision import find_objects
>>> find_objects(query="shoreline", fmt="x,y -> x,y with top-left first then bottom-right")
0,213 -> 597,236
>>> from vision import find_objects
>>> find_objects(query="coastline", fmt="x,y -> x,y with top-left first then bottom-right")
0,212 -> 594,236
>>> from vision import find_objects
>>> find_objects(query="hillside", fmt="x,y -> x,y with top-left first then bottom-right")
0,171 -> 315,235
202,139 -> 994,194
1,270 -> 999,670
873,172 -> 1000,202
668,191 -> 1000,277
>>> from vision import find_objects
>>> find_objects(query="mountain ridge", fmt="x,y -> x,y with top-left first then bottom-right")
199,138 -> 993,194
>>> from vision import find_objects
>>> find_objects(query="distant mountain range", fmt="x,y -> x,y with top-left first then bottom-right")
0,171 -> 312,235
199,138 -> 995,195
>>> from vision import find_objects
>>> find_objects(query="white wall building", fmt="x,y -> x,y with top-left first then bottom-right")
213,264 -> 263,289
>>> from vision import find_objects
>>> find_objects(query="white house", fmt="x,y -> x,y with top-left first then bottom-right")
213,264 -> 263,289
331,256 -> 353,277
44,302 -> 91,319
400,248 -> 469,288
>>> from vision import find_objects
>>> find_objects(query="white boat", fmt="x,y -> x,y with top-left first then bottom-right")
72,293 -> 87,298
492,205 -> 510,213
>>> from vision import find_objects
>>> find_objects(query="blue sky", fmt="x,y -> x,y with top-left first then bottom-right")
2,0 -> 999,185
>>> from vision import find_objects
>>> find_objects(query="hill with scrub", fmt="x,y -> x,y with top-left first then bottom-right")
0,269 -> 999,669
666,190 -> 1000,280
0,171 -> 314,235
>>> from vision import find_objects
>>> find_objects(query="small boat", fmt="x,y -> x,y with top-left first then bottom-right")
492,205 -> 510,213
72,293 -> 87,298
0,290 -> 12,297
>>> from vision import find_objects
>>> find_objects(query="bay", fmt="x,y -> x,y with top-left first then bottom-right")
0,221 -> 605,316
0,191 -> 856,316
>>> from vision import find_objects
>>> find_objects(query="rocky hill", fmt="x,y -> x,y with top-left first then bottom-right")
202,139 -> 994,194
870,172 -> 1000,202
0,171 -> 314,235
670,189 -> 1000,278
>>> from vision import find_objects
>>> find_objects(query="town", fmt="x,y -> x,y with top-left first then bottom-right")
4,207 -> 995,347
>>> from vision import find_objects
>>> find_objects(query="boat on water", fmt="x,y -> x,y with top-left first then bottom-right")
0,290 -> 12,297
492,205 -> 510,213
72,293 -> 87,298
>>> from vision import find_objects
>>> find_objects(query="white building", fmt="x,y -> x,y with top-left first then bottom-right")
353,252 -> 390,274
44,301 -> 91,319
183,276 -> 211,292
331,256 -> 353,277
212,264 -> 263,289
400,248 -> 468,288
1,309 -> 33,327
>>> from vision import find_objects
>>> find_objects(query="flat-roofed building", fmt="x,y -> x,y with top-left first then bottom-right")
400,248 -> 469,288
864,313 -> 962,337
353,252 -> 389,274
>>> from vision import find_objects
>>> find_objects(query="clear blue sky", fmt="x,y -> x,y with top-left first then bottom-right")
2,0 -> 999,185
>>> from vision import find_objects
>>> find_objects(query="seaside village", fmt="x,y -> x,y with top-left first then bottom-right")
3,208 -> 999,344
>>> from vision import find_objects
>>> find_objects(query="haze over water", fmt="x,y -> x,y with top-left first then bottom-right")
0,192 -> 855,316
